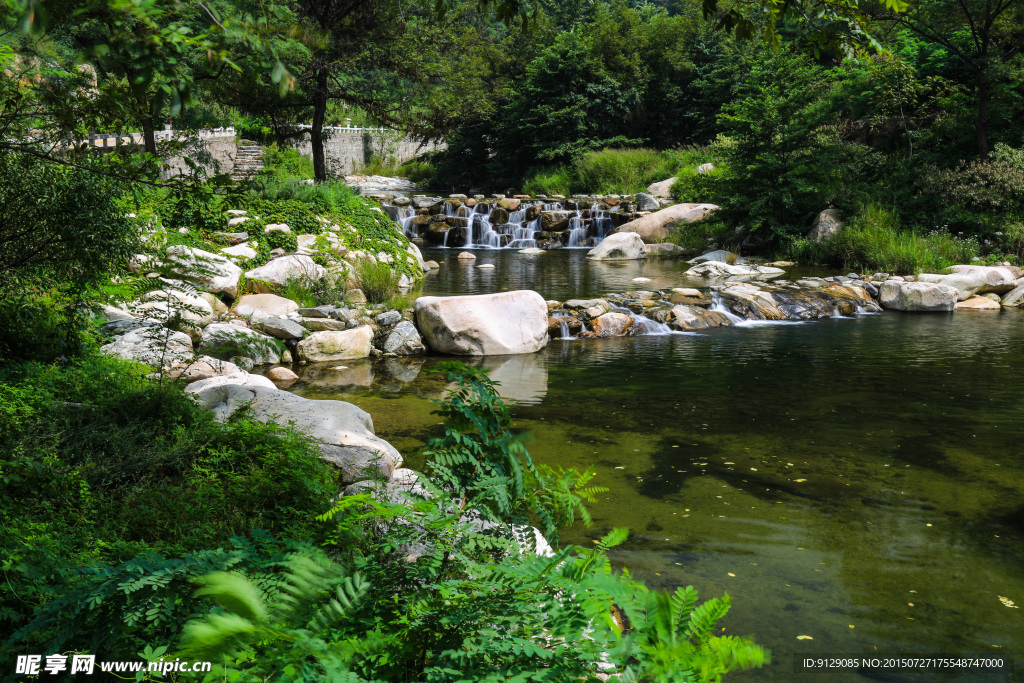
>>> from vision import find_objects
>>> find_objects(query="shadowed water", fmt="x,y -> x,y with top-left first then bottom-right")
285,250 -> 1024,681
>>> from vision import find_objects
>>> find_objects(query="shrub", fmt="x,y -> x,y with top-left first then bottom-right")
786,203 -> 981,273
354,259 -> 401,303
0,353 -> 338,656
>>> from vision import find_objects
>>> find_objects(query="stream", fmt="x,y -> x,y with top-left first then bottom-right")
288,249 -> 1024,681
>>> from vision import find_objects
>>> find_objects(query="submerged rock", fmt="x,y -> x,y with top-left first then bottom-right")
415,290 -> 549,355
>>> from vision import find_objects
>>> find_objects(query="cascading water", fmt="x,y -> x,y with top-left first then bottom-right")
387,197 -> 629,250
566,212 -> 587,248
608,304 -> 677,336
708,292 -> 749,325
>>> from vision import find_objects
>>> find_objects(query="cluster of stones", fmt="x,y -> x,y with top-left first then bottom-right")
544,278 -> 882,337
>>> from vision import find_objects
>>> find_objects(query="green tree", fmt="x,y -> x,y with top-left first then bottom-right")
711,52 -> 862,243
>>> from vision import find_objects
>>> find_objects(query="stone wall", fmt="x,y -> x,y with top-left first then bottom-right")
290,129 -> 445,177
163,137 -> 237,178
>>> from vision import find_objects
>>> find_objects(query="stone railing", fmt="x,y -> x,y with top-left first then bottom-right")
294,124 -> 395,134
83,126 -> 236,148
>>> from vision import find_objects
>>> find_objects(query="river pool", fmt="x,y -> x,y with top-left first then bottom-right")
289,249 -> 1024,681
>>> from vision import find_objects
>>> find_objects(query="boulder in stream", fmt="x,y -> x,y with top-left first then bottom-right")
415,290 -> 548,355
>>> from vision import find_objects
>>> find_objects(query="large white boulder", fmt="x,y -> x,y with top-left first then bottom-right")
200,323 -> 281,364
945,265 -> 1018,294
586,232 -> 647,260
612,203 -> 717,244
163,245 -> 243,298
233,293 -> 300,322
1001,284 -> 1024,307
646,177 -> 678,198
188,385 -> 402,483
185,371 -> 276,395
133,289 -> 214,338
879,280 -> 957,312
100,327 -> 194,369
917,271 -> 982,301
221,243 -> 257,260
245,255 -> 326,293
415,290 -> 548,355
296,327 -> 374,361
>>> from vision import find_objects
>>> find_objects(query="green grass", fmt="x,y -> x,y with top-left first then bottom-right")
355,259 -> 401,303
785,203 -> 982,274
522,147 -> 706,196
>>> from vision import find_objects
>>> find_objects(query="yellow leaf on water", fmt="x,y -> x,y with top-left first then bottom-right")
998,596 -> 1018,608
795,479 -> 807,483
796,635 -> 814,640
728,573 -> 736,577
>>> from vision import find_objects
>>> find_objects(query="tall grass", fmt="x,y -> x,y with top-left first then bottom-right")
786,203 -> 981,274
522,148 -> 694,196
355,260 -> 401,303
251,177 -> 357,214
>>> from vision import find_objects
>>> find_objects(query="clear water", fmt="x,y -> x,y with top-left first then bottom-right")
285,250 -> 1024,681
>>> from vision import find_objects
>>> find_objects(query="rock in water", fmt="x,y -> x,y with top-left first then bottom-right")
685,262 -> 784,277
382,320 -> 426,356
955,295 -> 1001,310
586,232 -> 647,260
415,290 -> 548,355
878,281 -> 957,312
457,251 -> 476,260
296,327 -> 374,361
591,312 -> 633,337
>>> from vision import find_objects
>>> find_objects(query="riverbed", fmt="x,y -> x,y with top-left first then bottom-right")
290,249 -> 1024,681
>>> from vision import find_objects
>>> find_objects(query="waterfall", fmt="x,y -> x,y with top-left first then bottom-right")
566,212 -> 587,248
708,292 -> 748,325
608,303 -> 676,336
383,197 -> 627,251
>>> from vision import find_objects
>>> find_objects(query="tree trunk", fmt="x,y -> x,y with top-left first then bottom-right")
976,71 -> 989,159
311,69 -> 329,182
141,115 -> 157,156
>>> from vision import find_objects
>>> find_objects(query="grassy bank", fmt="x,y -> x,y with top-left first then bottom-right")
521,147 -> 712,196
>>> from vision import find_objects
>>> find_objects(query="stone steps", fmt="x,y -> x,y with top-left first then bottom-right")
230,144 -> 264,181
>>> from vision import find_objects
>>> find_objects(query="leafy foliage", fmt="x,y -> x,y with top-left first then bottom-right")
174,364 -> 767,682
